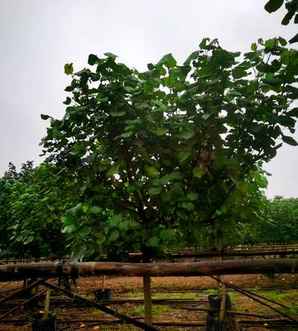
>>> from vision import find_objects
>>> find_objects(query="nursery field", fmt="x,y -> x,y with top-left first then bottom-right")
1,30 -> 298,331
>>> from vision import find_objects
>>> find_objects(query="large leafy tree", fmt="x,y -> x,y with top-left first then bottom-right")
41,37 -> 298,258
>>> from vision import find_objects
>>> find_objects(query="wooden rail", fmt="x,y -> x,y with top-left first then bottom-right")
0,258 -> 297,281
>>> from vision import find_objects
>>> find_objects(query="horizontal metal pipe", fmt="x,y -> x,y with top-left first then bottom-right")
0,258 -> 297,281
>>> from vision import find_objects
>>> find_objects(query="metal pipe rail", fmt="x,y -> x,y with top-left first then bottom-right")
0,258 -> 297,281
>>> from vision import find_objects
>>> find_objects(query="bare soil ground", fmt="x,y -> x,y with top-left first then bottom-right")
0,274 -> 297,331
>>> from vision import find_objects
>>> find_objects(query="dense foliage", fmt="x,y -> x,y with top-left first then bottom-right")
0,162 -> 297,257
253,196 -> 298,244
41,37 -> 297,257
0,168 -> 297,258
0,162 -> 78,258
0,37 -> 297,259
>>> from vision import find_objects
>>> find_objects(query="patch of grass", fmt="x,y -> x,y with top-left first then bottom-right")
152,292 -> 198,300
204,288 -> 217,295
227,291 -> 238,301
202,288 -> 239,300
260,290 -> 288,301
282,305 -> 298,317
90,308 -> 106,317
126,291 -> 143,298
257,289 -> 298,304
129,304 -> 174,317
126,291 -> 199,300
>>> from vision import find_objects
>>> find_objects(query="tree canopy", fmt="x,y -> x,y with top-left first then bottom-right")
38,37 -> 298,258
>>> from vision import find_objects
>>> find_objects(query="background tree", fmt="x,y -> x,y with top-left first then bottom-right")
0,162 -> 78,258
253,196 -> 298,244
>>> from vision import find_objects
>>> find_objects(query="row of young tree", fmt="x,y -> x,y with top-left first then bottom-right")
0,37 -> 297,260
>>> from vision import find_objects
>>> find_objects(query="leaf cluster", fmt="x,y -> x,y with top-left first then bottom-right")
265,0 -> 298,43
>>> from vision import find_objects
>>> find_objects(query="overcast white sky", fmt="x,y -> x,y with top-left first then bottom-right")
0,0 -> 297,197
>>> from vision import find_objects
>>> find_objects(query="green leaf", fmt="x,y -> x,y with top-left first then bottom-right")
110,214 -> 122,226
40,114 -> 50,120
70,143 -> 85,157
288,108 -> 298,118
251,43 -> 257,51
90,206 -> 102,215
63,97 -> 71,105
88,54 -> 99,65
148,187 -> 161,196
104,52 -> 117,60
232,67 -> 248,79
254,173 -> 268,188
263,73 -> 281,86
282,135 -> 298,146
159,229 -> 176,242
145,166 -> 160,177
64,85 -> 74,92
107,164 -> 120,177
178,129 -> 194,140
265,38 -> 277,50
177,151 -> 191,163
126,183 -> 137,193
168,172 -> 183,181
109,230 -> 119,241
152,127 -> 167,136
62,224 -> 76,234
278,115 -> 296,127
199,38 -> 211,49
82,203 -> 89,213
193,167 -> 204,178
181,202 -> 194,211
187,192 -> 198,201
110,111 -> 126,117
278,37 -> 287,46
289,33 -> 298,44
184,51 -> 199,66
64,63 -> 73,75
158,53 -> 177,68
120,131 -> 134,138
148,236 -> 159,248
264,0 -> 284,13
281,8 -> 296,25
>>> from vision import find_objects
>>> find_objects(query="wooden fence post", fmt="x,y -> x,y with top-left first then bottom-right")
207,294 -> 239,331
143,274 -> 152,327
